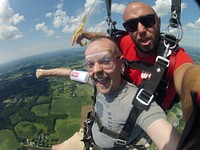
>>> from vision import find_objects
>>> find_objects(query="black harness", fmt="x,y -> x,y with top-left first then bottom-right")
82,33 -> 181,149
81,0 -> 182,149
123,34 -> 181,109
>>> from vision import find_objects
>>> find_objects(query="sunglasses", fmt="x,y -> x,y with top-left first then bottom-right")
123,14 -> 156,32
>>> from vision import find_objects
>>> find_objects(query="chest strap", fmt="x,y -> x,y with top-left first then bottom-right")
121,55 -> 169,136
90,112 -> 121,139
83,54 -> 169,149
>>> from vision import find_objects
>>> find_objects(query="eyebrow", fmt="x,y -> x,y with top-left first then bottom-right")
85,50 -> 112,59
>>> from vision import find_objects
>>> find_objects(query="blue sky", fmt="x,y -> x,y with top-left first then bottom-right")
0,0 -> 199,64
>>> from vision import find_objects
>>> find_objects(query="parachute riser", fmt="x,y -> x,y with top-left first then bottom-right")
163,0 -> 183,57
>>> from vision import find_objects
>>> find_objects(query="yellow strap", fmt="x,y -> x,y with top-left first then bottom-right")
72,0 -> 97,46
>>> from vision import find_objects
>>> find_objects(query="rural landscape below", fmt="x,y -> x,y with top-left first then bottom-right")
0,46 -> 199,149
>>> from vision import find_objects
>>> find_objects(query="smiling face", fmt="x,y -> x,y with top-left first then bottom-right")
123,2 -> 160,55
85,37 -> 123,94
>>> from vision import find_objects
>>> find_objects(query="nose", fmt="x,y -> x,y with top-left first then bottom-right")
137,22 -> 147,35
93,63 -> 103,73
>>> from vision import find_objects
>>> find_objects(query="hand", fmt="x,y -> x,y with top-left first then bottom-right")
52,143 -> 65,150
71,31 -> 86,46
36,69 -> 45,79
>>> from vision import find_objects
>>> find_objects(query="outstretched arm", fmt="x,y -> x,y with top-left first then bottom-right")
36,68 -> 72,79
71,30 -> 106,46
180,65 -> 200,122
146,118 -> 181,150
173,63 -> 193,95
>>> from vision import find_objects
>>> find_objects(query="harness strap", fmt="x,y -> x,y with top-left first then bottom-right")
170,0 -> 181,28
124,59 -> 154,73
90,113 -> 120,139
84,112 -> 146,149
162,51 -> 176,109
121,56 -> 169,136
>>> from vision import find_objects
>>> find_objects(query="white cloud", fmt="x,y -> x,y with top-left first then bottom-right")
153,0 -> 171,17
111,3 -> 126,14
52,3 -> 69,28
62,0 -> 103,33
35,22 -> 54,36
0,0 -> 24,40
153,0 -> 187,17
87,20 -> 107,32
84,0 -> 102,15
36,0 -> 104,36
186,18 -> 200,29
0,25 -> 23,40
12,13 -> 24,25
45,12 -> 52,18
37,2 -> 69,35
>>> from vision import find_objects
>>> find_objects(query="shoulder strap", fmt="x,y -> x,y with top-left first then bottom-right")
120,33 -> 180,138
110,28 -> 128,40
124,59 -> 154,73
120,54 -> 169,135
124,34 -> 181,110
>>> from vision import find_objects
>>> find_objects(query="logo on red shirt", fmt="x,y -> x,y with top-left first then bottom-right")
141,71 -> 151,79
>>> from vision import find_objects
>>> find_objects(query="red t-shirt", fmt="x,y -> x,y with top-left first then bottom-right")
117,34 -> 193,86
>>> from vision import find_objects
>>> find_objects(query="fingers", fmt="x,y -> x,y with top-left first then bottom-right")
36,69 -> 44,79
80,41 -> 87,47
71,31 -> 84,46
71,34 -> 76,46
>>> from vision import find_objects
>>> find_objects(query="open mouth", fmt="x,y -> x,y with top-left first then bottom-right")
94,76 -> 110,87
140,38 -> 151,46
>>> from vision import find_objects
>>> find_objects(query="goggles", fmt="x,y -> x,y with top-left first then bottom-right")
123,14 -> 156,32
85,51 -> 120,72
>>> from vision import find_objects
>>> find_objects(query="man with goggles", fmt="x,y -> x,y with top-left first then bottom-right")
71,2 -> 195,111
37,36 -> 180,150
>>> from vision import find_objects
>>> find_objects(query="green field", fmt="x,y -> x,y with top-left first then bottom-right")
0,50 -> 94,149
0,130 -> 19,150
0,48 -> 199,149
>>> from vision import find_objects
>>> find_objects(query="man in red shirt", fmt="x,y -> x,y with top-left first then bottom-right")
72,2 -> 195,110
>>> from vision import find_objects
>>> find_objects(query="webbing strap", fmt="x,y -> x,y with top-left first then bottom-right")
120,100 -> 143,138
124,59 -> 154,73
90,113 -> 120,139
170,0 -> 181,28
121,56 -> 169,136
105,0 -> 111,19
144,57 -> 169,94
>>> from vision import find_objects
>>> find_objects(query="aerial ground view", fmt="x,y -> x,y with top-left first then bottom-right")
0,48 -> 94,150
0,0 -> 199,149
0,47 -> 199,150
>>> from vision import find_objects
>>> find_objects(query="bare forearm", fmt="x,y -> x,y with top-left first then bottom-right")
147,119 -> 180,150
36,68 -> 72,78
174,63 -> 193,95
181,65 -> 200,122
82,31 -> 106,40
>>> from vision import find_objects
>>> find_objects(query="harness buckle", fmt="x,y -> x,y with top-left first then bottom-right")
115,139 -> 127,146
84,119 -> 92,134
136,89 -> 154,106
156,56 -> 169,67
